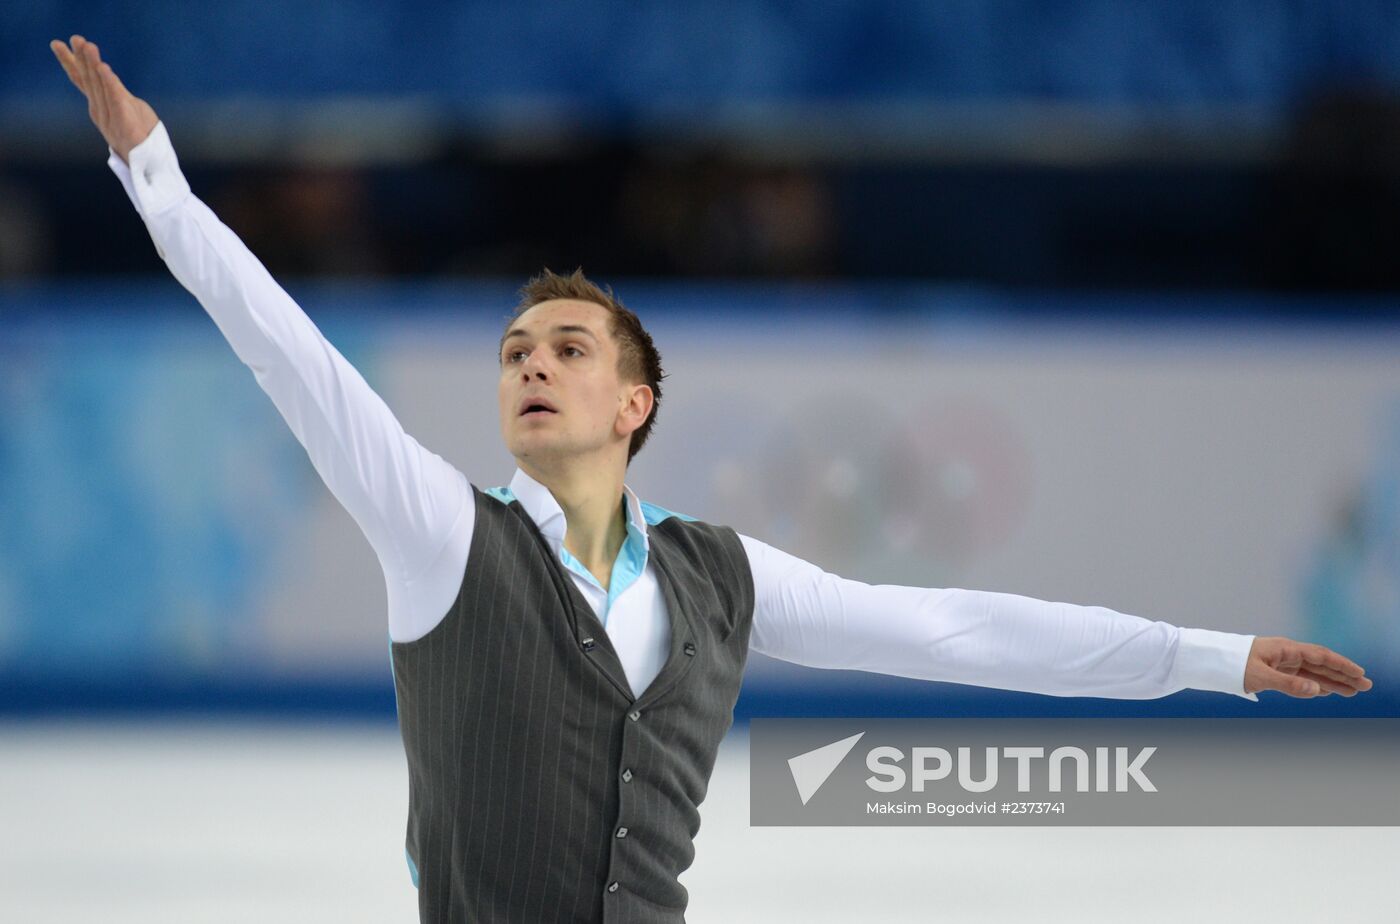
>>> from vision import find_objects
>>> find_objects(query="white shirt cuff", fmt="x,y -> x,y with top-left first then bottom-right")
1175,627 -> 1258,701
106,121 -> 190,217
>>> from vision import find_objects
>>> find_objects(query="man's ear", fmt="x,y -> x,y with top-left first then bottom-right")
616,383 -> 654,437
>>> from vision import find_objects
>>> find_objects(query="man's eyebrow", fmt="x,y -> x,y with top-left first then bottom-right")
501,324 -> 600,345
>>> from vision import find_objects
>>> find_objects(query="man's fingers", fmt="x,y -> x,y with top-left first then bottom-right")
1303,661 -> 1373,691
1261,665 -> 1323,697
100,60 -> 131,99
81,41 -> 110,124
72,36 -> 95,96
1265,665 -> 1371,698
1300,643 -> 1366,679
50,41 -> 86,93
71,35 -> 93,86
1296,668 -> 1358,696
58,39 -> 89,94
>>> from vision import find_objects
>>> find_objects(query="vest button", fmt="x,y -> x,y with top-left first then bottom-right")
581,637 -> 596,652
628,710 -> 641,722
683,641 -> 696,656
607,881 -> 619,893
621,768 -> 633,782
616,826 -> 628,838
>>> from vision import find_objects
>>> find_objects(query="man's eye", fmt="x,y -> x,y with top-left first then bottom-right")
562,345 -> 583,357
505,350 -> 526,363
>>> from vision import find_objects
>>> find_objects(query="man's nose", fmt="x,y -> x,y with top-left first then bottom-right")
520,351 -> 549,381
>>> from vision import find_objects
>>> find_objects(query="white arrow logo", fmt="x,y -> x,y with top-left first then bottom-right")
787,732 -> 866,805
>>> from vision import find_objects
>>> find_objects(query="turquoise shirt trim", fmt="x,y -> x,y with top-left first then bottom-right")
555,501 -> 649,625
484,486 -> 515,504
405,848 -> 420,889
640,501 -> 697,525
598,515 -> 648,623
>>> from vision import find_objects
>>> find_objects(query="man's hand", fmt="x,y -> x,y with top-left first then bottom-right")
1243,636 -> 1373,698
50,35 -> 158,164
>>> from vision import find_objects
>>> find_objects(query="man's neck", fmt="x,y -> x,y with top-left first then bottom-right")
521,458 -> 630,589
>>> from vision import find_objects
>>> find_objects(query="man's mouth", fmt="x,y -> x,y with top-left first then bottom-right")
519,395 -> 559,417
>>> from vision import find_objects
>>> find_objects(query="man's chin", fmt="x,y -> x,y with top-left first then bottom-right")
508,435 -> 569,460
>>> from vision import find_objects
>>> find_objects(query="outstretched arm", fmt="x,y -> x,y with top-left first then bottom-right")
51,37 -> 473,643
740,534 -> 1372,700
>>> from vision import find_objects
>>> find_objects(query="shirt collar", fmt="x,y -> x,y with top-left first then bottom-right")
508,467 -> 650,550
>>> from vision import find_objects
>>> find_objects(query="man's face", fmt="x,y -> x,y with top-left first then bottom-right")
498,299 -> 648,467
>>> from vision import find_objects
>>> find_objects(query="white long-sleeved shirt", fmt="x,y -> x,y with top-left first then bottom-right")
108,122 -> 1260,703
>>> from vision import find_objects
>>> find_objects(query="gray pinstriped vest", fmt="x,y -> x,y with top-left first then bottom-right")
390,484 -> 755,923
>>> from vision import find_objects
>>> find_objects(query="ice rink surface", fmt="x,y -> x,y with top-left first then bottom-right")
1,720 -> 1392,923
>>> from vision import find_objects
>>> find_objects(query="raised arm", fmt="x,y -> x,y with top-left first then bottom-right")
739,533 -> 1372,701
51,37 -> 473,642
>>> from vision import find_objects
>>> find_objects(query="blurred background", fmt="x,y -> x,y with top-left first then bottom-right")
2,2 -> 1398,922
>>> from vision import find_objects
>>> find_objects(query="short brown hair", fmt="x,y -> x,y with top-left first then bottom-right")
507,267 -> 665,463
